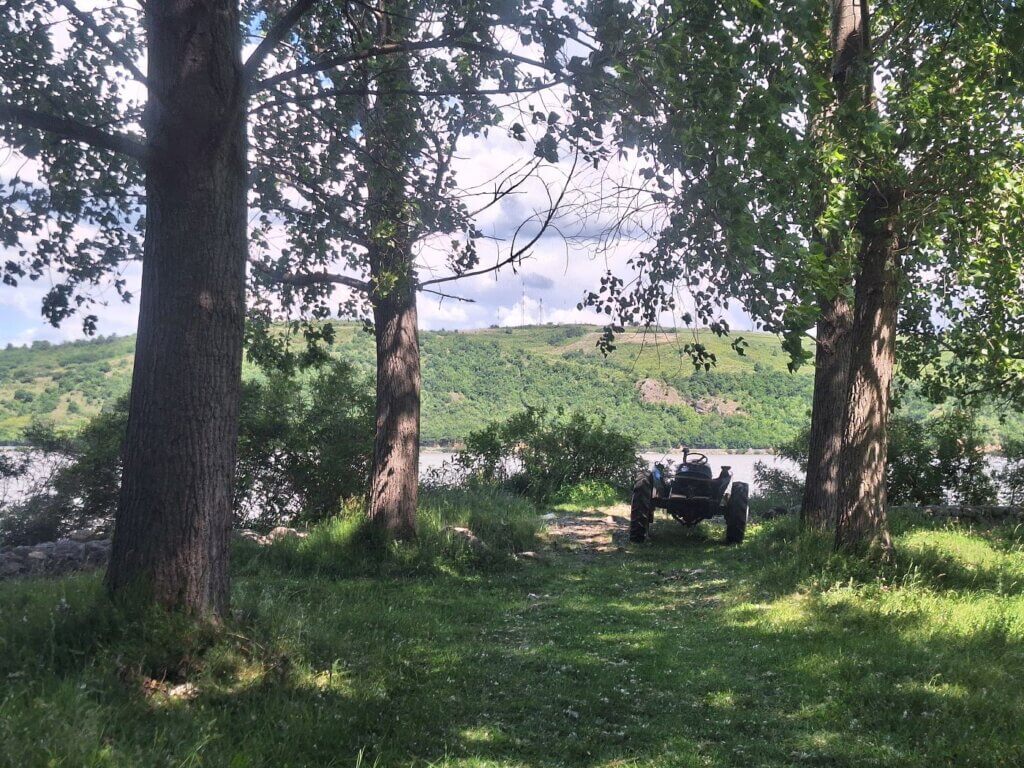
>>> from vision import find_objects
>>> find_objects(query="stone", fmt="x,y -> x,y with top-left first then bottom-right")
267,526 -> 308,543
444,526 -> 489,554
0,558 -> 25,577
27,550 -> 48,561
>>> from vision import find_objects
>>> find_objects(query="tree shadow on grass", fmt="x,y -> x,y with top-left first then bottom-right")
2,515 -> 1023,767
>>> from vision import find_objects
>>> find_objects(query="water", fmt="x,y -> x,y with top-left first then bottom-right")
420,449 -> 800,493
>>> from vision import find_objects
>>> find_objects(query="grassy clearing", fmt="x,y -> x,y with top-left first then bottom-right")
1,491 -> 1023,767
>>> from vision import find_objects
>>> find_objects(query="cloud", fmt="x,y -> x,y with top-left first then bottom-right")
521,273 -> 554,290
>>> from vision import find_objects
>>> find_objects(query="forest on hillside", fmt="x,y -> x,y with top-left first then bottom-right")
1,325 -> 1020,450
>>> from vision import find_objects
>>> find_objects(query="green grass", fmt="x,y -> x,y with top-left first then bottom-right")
1,493 -> 1023,767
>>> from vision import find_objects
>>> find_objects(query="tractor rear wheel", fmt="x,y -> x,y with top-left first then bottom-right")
725,482 -> 749,544
630,472 -> 655,543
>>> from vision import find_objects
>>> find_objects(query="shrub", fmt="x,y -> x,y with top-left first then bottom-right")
236,360 -> 373,527
997,437 -> 1024,505
0,402 -> 126,545
1,360 -> 374,545
552,480 -> 623,508
773,409 -> 999,509
455,407 -> 645,502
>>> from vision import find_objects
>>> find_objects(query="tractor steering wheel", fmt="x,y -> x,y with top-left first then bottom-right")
684,451 -> 708,465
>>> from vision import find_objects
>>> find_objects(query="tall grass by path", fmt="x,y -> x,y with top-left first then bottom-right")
1,494 -> 1022,767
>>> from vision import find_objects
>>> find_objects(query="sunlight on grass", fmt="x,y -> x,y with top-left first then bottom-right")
1,502 -> 1023,766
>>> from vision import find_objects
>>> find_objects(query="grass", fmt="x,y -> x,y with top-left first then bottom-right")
1,489 -> 1023,767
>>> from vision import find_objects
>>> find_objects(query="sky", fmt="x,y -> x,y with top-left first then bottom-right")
0,3 -> 754,348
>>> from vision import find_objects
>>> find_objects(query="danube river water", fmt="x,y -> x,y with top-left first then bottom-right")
420,450 -> 800,492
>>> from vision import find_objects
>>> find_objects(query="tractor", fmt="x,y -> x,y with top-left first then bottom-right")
630,449 -> 749,544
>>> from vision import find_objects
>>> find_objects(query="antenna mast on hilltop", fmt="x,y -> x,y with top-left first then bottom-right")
521,284 -> 527,326
539,297 -> 544,325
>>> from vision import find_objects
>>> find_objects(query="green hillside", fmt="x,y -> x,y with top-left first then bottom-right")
0,324 -> 1018,448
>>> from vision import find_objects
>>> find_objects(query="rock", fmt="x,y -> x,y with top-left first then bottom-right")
235,529 -> 269,545
444,526 -> 488,554
540,513 -> 557,520
67,528 -> 104,543
0,558 -> 25,578
635,378 -> 684,405
267,526 -> 307,543
0,537 -> 111,580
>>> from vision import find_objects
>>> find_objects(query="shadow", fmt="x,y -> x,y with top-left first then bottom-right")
2,512 -> 1023,766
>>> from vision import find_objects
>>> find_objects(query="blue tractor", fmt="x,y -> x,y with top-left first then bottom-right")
630,449 -> 749,544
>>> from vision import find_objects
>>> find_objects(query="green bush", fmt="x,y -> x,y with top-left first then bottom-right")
0,401 -> 126,545
551,480 -> 624,508
0,360 -> 374,545
236,360 -> 373,527
998,437 -> 1024,505
769,409 -> 999,510
456,407 -> 645,502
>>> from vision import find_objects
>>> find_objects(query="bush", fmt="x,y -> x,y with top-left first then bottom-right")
996,437 -> 1024,505
551,480 -> 624,508
236,360 -> 373,527
774,409 -> 999,509
752,460 -> 804,513
455,407 -> 645,502
0,401 -> 126,545
1,360 -> 374,545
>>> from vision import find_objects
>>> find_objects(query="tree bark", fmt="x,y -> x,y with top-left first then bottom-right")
106,0 -> 247,616
799,0 -> 869,530
800,295 -> 853,529
834,185 -> 899,554
364,2 -> 420,539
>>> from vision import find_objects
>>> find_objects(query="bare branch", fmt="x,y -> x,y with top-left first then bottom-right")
420,287 -> 475,303
420,150 -> 580,288
243,0 -> 321,87
252,77 -> 565,112
256,37 -> 558,92
55,0 -> 150,88
0,102 -> 148,163
255,263 -> 370,293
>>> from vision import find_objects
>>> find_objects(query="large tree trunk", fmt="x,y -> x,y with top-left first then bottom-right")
368,285 -> 421,539
800,0 -> 869,530
834,185 -> 899,554
364,2 -> 420,539
106,0 -> 247,616
800,295 -> 853,529
823,0 -> 898,553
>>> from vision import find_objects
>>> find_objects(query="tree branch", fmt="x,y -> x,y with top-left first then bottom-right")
256,37 -> 558,92
419,150 -> 579,288
252,77 -> 565,112
243,0 -> 321,87
0,102 -> 148,163
420,287 -> 475,303
255,263 -> 370,292
55,0 -> 150,88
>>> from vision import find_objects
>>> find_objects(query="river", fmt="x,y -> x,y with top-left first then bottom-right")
420,449 -> 800,492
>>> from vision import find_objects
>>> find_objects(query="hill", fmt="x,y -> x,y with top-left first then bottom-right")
0,324 -> 1018,449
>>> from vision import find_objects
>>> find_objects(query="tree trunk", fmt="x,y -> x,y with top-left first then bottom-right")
368,284 -> 421,539
106,0 -> 247,616
800,295 -> 853,529
834,185 -> 899,554
799,0 -> 869,530
364,2 -> 420,539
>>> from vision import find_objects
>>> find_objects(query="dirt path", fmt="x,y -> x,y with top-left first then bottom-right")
542,505 -> 631,554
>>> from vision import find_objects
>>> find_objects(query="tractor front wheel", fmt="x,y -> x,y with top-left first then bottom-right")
630,472 -> 655,543
725,482 -> 749,545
